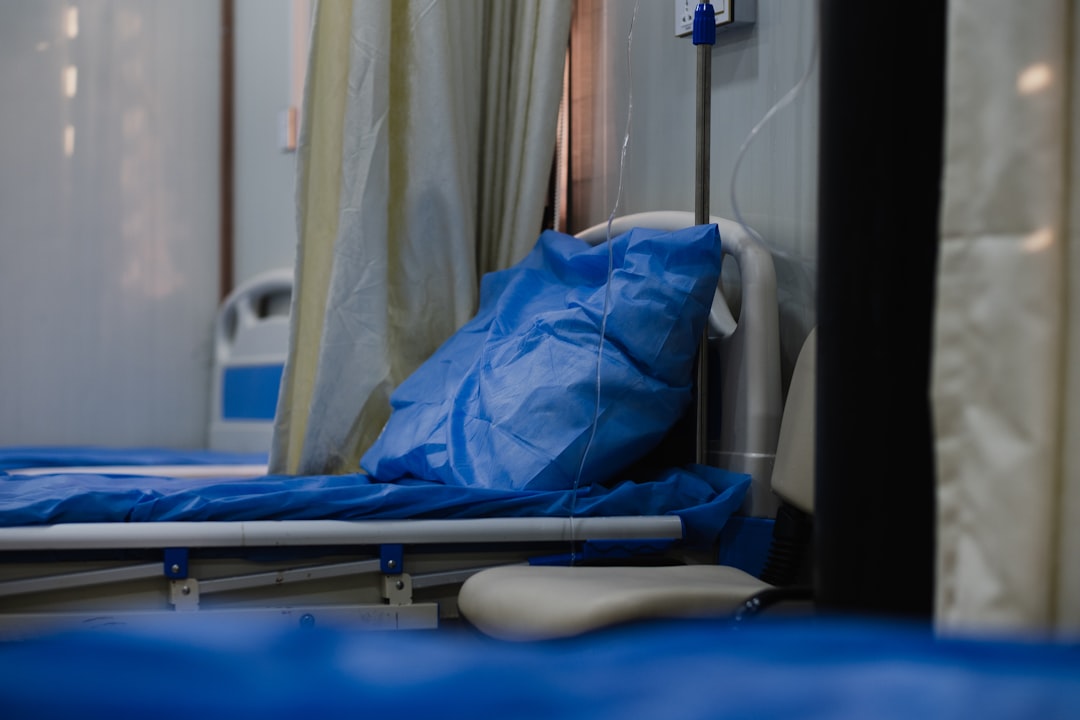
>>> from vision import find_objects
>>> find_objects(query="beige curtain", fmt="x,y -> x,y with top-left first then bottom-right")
270,0 -> 572,475
932,0 -> 1080,634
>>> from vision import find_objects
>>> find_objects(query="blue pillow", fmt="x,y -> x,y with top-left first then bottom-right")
361,225 -> 722,491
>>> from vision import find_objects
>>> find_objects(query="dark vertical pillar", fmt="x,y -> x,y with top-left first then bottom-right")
815,0 -> 945,617
219,0 -> 235,300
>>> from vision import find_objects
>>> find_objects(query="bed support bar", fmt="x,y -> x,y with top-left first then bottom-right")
0,516 -> 683,552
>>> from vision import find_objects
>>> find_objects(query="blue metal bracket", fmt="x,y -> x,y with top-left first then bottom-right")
163,548 -> 189,580
380,544 -> 404,575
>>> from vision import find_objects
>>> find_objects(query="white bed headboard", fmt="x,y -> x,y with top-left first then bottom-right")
208,268 -> 294,453
575,211 -> 782,516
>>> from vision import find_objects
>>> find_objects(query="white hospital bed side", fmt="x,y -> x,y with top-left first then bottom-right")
208,267 -> 293,454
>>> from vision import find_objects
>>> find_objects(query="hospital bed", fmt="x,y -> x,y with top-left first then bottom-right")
0,212 -> 782,638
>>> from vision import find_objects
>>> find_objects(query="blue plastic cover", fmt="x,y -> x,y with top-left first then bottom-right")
222,365 -> 284,420
0,447 -> 268,472
362,225 -> 722,491
2,618 -> 1078,719
0,465 -> 748,548
693,2 -> 717,45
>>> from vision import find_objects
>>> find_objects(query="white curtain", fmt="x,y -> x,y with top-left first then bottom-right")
932,0 -> 1080,634
270,0 -> 572,475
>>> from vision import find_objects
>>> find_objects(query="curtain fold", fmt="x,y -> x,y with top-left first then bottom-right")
933,0 -> 1079,634
270,0 -> 572,476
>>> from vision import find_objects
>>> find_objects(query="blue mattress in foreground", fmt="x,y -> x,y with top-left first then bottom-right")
0,446 -> 267,471
0,465 -> 749,548
1,617 -> 1078,719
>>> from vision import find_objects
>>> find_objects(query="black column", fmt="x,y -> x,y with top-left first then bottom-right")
814,0 -> 945,617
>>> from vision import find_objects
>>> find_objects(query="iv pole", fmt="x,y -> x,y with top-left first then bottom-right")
693,4 -> 716,465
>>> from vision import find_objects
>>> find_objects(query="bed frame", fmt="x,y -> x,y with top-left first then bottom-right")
0,517 -> 683,638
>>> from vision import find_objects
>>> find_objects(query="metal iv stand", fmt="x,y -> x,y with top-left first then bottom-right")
694,3 -> 716,465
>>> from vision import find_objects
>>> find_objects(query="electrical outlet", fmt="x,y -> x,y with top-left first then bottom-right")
675,0 -> 755,38
674,0 -> 729,37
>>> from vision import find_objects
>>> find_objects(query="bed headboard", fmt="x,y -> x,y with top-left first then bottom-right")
208,268 -> 294,453
575,211 -> 782,516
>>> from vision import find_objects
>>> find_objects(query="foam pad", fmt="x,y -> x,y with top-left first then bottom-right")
458,565 -> 770,641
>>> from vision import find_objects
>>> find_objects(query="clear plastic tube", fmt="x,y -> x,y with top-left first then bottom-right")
569,0 -> 639,562
729,4 -> 819,262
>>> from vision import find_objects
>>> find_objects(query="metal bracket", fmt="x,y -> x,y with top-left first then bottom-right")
380,544 -> 404,575
163,547 -> 188,580
381,573 -> 412,606
169,578 -> 200,612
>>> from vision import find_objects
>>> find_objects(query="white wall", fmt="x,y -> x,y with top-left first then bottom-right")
577,0 -> 818,379
233,0 -> 300,285
0,1 -> 221,448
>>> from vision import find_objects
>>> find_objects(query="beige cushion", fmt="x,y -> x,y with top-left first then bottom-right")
458,564 -> 770,641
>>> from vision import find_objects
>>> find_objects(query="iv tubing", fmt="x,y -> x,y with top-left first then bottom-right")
569,0 -> 639,559
729,4 -> 818,251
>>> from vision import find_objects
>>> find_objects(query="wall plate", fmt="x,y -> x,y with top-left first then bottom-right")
674,0 -> 756,38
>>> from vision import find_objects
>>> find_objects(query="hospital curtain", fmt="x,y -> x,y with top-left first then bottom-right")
269,0 -> 572,475
932,0 -> 1080,634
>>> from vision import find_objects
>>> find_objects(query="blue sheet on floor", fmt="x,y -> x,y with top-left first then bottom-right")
0,465 -> 749,548
1,618 -> 1078,720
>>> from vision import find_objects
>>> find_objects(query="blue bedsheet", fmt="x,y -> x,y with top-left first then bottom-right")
2,617 -> 1077,719
0,446 -> 267,471
0,465 -> 749,548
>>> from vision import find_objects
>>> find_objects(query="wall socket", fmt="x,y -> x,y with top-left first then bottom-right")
674,0 -> 755,38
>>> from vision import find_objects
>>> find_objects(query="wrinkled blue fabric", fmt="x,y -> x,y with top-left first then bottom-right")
0,465 -> 749,548
361,225 -> 722,491
2,618 -> 1079,720
0,447 -> 267,471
